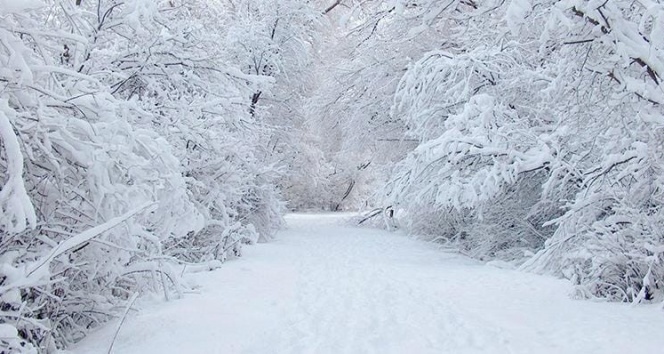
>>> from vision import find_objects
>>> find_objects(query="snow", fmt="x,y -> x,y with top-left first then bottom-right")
0,100 -> 36,233
70,213 -> 664,354
0,323 -> 18,338
506,0 -> 532,35
0,0 -> 41,15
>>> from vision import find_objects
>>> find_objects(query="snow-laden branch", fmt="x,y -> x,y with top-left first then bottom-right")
0,99 -> 36,233
25,202 -> 155,279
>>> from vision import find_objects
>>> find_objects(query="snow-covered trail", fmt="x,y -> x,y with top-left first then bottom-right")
73,214 -> 664,354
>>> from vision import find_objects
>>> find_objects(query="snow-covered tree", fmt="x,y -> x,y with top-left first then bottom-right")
372,0 -> 663,302
0,0 -> 288,351
295,0 -> 430,210
0,2 -> 200,350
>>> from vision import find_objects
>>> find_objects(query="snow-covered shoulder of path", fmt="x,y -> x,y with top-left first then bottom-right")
71,213 -> 664,354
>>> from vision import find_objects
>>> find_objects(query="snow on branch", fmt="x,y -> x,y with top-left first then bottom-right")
0,99 -> 36,233
25,202 -> 155,279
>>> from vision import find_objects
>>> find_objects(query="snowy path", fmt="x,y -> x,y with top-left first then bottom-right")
73,214 -> 664,354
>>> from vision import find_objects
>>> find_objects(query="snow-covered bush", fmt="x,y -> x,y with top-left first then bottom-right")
386,41 -> 564,261
521,0 -> 664,303
523,103 -> 664,302
0,2 -> 204,349
380,0 -> 664,302
66,0 -> 286,249
0,0 -> 288,351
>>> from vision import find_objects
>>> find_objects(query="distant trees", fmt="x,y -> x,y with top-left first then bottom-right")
288,0 -> 422,210
220,0 -> 334,211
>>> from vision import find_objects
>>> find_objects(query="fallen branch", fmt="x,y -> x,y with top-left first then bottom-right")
358,207 -> 386,225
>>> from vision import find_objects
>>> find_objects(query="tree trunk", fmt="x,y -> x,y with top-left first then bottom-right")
334,179 -> 355,211
249,91 -> 262,117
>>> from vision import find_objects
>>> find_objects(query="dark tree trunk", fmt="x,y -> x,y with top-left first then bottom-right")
249,91 -> 262,117
323,0 -> 342,14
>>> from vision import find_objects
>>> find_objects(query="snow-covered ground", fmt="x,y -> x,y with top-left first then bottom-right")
72,213 -> 664,354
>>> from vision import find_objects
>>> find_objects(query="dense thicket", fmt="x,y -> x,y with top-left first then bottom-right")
0,0 -> 323,351
381,0 -> 663,303
312,0 -> 663,304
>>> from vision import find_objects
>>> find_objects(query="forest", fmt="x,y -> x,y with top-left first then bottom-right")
1,0 -> 663,352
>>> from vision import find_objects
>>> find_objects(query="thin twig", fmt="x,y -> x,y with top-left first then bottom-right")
107,292 -> 139,354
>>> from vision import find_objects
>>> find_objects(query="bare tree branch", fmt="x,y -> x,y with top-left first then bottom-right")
323,0 -> 342,15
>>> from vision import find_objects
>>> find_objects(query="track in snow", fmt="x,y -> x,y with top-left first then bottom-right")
73,213 -> 664,354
